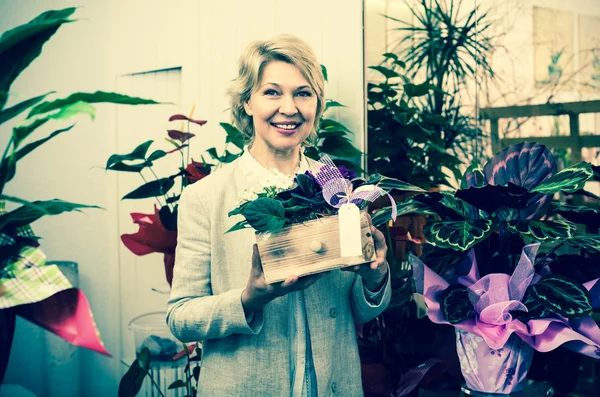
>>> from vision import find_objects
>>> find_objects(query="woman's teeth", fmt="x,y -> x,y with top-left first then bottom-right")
274,124 -> 299,130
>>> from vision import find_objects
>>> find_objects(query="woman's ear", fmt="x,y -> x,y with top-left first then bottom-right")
243,101 -> 253,116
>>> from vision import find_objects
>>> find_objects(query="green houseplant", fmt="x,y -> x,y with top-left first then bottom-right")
369,141 -> 600,395
0,7 -> 159,384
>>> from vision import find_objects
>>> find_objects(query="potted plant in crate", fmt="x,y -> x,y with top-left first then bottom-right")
0,7 -> 159,384
227,154 -> 424,282
371,141 -> 600,395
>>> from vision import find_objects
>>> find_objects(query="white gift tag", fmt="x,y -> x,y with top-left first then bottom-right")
338,203 -> 362,257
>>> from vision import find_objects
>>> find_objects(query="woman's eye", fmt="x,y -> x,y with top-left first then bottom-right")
297,91 -> 312,97
264,89 -> 279,96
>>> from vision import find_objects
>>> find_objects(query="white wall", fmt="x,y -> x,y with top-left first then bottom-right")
0,0 -> 366,395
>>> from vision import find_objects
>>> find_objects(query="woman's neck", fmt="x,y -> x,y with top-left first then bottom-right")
248,143 -> 301,176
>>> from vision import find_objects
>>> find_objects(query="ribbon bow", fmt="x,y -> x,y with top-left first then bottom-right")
309,155 -> 397,221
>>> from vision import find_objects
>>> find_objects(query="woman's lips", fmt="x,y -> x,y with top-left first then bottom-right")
271,122 -> 302,135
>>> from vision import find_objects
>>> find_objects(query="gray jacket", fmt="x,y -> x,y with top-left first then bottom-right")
167,158 -> 391,396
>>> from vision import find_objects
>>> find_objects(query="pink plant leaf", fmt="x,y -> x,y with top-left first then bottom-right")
168,114 -> 207,126
15,288 -> 110,356
167,129 -> 196,143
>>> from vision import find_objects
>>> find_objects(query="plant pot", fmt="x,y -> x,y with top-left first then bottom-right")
455,329 -> 533,395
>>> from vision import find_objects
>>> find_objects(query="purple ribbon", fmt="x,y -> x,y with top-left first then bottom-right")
413,244 -> 600,357
309,155 -> 397,221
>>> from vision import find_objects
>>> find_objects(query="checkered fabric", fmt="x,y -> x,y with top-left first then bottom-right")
0,200 -> 72,309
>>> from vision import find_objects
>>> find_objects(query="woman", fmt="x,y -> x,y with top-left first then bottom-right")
167,34 -> 391,396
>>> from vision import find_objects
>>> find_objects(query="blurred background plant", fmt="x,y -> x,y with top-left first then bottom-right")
0,6 -> 159,385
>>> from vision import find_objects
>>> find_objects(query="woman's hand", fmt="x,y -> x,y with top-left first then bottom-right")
342,220 -> 389,292
241,244 -> 327,315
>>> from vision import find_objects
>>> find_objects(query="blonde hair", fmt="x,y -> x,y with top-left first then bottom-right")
228,34 -> 325,145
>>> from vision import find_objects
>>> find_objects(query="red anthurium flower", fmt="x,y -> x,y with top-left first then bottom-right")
185,160 -> 211,184
168,114 -> 208,126
121,206 -> 177,255
167,129 -> 195,143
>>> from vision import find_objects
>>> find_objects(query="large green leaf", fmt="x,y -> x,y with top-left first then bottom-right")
426,220 -> 492,251
0,199 -> 101,230
118,348 -> 150,397
122,178 -> 174,199
530,275 -> 592,318
0,92 -> 52,125
220,122 -> 245,150
0,8 -> 76,110
324,100 -> 345,112
319,136 -> 361,158
241,197 -> 285,233
0,124 -> 75,192
106,141 -> 153,169
28,91 -> 160,118
531,162 -> 594,194
565,234 -> 600,253
511,288 -> 552,322
404,83 -> 434,97
508,220 -> 576,242
12,101 -> 95,149
441,284 -> 475,324
368,65 -> 400,79
319,118 -> 352,134
376,177 -> 426,193
550,202 -> 600,228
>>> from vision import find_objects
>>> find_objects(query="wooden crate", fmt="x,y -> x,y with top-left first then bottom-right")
256,212 -> 376,284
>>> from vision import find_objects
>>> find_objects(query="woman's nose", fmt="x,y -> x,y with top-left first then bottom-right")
278,95 -> 298,116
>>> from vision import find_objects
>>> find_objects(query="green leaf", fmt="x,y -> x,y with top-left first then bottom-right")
137,347 -> 150,371
106,141 -> 153,169
220,122 -> 245,150
441,284 -> 475,324
321,64 -> 328,82
508,220 -> 576,242
426,220 -> 492,251
404,83 -> 434,97
376,177 -> 426,193
225,219 -> 250,233
319,136 -> 361,158
368,65 -> 400,79
460,164 -> 485,189
122,178 -> 174,199
319,118 -> 352,134
106,162 -> 146,173
168,380 -> 186,390
0,8 -> 76,110
28,91 -> 160,118
0,92 -> 52,125
0,199 -> 101,230
147,149 -> 166,162
0,124 -> 74,185
511,288 -> 552,322
531,162 -> 594,194
550,202 -> 600,228
325,100 -> 345,112
296,173 -> 316,197
371,199 -> 437,228
565,234 -> 600,253
241,197 -> 285,233
118,360 -> 148,397
530,275 -> 592,318
45,100 -> 96,120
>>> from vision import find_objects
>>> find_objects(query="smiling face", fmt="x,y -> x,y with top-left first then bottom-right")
244,60 -> 317,156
